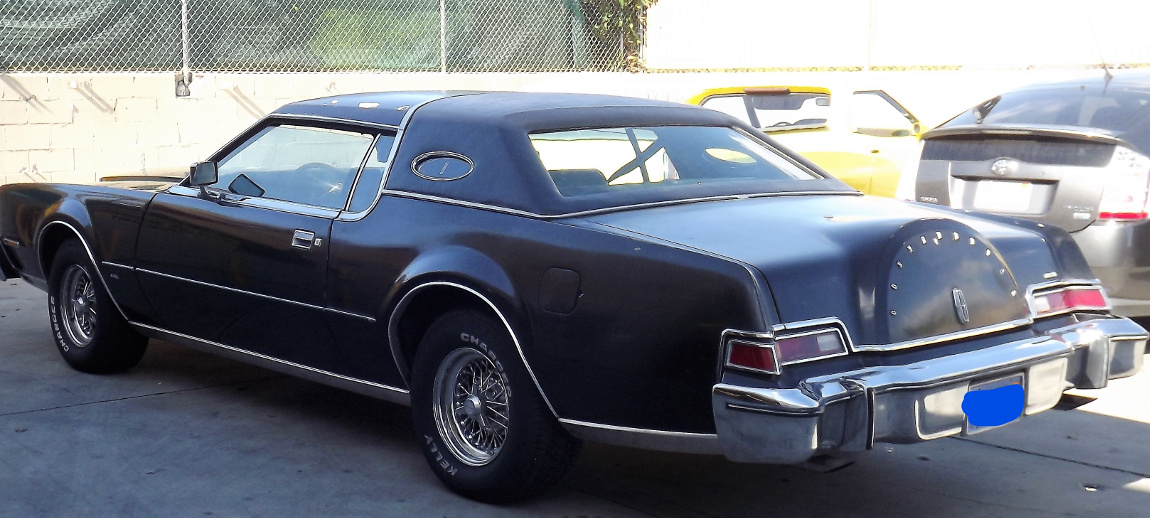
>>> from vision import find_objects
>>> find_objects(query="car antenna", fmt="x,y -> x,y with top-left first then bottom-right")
1088,13 -> 1114,90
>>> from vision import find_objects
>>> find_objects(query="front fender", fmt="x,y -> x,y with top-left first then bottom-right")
36,200 -> 97,278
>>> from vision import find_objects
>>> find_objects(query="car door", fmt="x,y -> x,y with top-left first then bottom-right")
135,121 -> 378,372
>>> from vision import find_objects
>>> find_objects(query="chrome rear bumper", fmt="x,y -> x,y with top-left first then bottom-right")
712,317 -> 1147,464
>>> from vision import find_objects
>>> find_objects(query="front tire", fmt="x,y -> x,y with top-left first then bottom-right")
47,239 -> 147,373
410,310 -> 581,503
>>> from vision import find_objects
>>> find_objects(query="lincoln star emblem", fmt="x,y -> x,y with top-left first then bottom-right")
952,288 -> 971,324
990,158 -> 1018,176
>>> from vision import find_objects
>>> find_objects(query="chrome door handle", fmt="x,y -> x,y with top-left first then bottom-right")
291,229 -> 315,249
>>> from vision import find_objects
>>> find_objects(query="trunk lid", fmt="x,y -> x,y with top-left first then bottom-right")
582,195 -> 1048,348
916,124 -> 1121,233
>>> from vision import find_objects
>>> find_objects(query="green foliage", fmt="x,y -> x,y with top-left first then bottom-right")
580,0 -> 658,71
308,8 -> 440,71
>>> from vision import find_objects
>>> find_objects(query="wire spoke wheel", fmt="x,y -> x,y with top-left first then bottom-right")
59,264 -> 96,347
433,348 -> 510,467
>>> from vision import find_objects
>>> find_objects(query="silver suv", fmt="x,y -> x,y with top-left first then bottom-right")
903,71 -> 1150,317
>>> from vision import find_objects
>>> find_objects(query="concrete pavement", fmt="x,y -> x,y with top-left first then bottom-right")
2,279 -> 1149,517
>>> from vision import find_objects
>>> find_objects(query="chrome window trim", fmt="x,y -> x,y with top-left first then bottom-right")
166,185 -> 345,219
262,113 -> 400,133
1025,279 -> 1112,319
337,96 -> 443,222
377,188 -> 859,221
171,114 -> 397,213
386,280 -> 558,417
342,133 -> 384,212
131,322 -> 409,404
410,151 -> 475,182
378,189 -> 541,218
207,121 -> 375,213
136,268 -> 376,322
36,220 -> 131,321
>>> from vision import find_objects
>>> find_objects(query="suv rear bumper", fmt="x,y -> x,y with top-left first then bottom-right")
712,317 -> 1147,464
1073,218 -> 1150,317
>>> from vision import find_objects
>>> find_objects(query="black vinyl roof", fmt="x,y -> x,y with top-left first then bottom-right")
276,91 -> 852,216
272,91 -> 714,128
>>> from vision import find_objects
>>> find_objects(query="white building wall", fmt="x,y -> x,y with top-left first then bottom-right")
646,0 -> 1150,70
6,0 -> 1150,185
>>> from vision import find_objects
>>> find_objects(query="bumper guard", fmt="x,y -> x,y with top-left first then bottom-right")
712,317 -> 1147,464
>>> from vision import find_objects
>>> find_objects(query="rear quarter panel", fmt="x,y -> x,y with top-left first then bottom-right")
330,196 -> 767,433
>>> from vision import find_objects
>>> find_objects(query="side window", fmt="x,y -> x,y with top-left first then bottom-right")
746,92 -> 830,129
347,134 -> 396,213
700,96 -> 752,125
701,92 -> 831,130
851,91 -> 917,137
214,124 -> 375,209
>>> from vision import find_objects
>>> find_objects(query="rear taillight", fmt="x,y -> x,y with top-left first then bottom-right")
1099,147 -> 1150,221
1030,285 -> 1109,317
727,340 -> 779,374
775,329 -> 848,364
724,327 -> 848,375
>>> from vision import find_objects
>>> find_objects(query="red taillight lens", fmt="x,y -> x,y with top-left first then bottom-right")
775,329 -> 848,364
727,341 -> 778,374
1099,211 -> 1149,220
1099,147 -> 1150,221
1031,286 -> 1109,316
725,328 -> 849,374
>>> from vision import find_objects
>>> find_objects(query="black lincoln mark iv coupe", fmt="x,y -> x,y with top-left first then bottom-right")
0,92 -> 1146,502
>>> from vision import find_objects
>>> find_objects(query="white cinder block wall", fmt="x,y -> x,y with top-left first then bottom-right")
0,73 -> 548,186
0,69 -> 1107,186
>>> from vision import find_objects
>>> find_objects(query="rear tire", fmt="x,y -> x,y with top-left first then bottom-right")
47,239 -> 147,373
410,309 -> 581,503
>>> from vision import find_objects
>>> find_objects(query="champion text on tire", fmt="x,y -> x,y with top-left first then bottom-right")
409,309 -> 581,503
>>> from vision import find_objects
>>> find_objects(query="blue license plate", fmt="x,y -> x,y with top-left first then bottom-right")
962,374 -> 1025,434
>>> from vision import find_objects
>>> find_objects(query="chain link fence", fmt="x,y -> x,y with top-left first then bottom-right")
0,0 -> 630,73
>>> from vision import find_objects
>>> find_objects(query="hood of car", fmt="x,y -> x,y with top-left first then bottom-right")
582,195 -> 1062,347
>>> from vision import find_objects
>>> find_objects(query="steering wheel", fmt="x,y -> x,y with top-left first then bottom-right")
295,162 -> 347,208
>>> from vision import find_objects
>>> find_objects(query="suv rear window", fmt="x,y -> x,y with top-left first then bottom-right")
944,86 -> 1150,135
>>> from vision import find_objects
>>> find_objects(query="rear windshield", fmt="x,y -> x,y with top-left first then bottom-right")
943,85 -> 1150,137
700,93 -> 830,130
530,126 -> 821,197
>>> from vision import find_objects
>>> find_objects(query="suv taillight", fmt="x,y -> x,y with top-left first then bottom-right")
1099,147 -> 1150,221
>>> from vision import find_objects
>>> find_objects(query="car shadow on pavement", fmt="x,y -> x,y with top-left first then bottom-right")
3,280 -> 1150,517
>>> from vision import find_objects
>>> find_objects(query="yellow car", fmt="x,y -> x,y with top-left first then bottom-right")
686,86 -> 922,197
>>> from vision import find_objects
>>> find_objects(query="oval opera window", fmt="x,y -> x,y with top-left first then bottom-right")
412,152 -> 474,181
